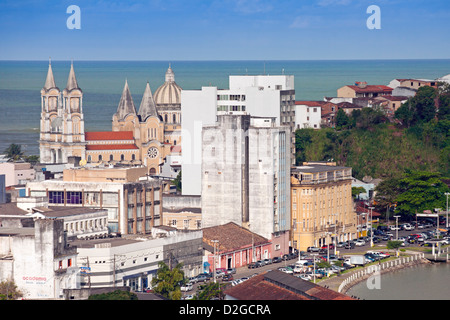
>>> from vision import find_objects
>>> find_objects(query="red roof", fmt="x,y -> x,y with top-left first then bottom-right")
295,101 -> 326,106
85,131 -> 134,141
85,144 -> 138,151
347,85 -> 393,93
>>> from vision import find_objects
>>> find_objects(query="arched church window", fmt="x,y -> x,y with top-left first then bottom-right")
98,155 -> 103,162
110,154 -> 114,161
121,154 -> 125,161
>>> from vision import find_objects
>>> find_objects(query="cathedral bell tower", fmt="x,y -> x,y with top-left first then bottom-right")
39,60 -> 86,164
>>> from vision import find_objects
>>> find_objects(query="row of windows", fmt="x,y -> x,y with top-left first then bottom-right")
87,154 -> 136,163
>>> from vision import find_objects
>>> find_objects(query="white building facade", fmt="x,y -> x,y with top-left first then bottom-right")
181,74 -> 295,196
74,228 -> 203,291
0,219 -> 79,299
295,103 -> 322,129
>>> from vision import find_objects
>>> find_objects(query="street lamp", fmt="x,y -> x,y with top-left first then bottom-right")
331,213 -> 338,256
311,253 -> 319,283
394,215 -> 400,240
211,240 -> 219,283
368,206 -> 374,247
445,192 -> 450,229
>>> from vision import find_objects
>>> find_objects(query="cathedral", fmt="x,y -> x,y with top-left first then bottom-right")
39,61 -> 182,175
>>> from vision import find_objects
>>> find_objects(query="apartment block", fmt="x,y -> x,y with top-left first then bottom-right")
290,162 -> 357,252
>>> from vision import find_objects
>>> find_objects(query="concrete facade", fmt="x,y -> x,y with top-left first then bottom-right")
25,178 -> 164,235
0,162 -> 35,187
201,114 -> 291,245
74,228 -> 203,291
0,219 -> 79,299
295,102 -> 322,129
181,74 -> 296,196
290,162 -> 357,252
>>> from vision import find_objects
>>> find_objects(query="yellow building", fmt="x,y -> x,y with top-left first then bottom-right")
290,162 -> 357,252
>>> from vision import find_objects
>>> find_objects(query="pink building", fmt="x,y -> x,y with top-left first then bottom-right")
0,162 -> 35,187
203,222 -> 272,271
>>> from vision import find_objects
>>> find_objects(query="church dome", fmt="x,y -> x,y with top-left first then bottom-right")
154,65 -> 182,106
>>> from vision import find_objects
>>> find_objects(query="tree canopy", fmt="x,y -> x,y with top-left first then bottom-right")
393,170 -> 450,218
151,261 -> 185,300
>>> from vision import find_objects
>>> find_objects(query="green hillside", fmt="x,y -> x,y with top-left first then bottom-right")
295,86 -> 450,180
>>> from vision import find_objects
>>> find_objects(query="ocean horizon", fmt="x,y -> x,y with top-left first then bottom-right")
1,59 -> 450,156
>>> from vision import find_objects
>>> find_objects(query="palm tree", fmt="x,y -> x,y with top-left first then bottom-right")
4,144 -> 24,161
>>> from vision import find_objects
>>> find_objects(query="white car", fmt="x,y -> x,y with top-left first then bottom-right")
180,283 -> 193,292
297,274 -> 311,281
389,225 -> 400,231
403,224 -> 414,231
355,240 -> 365,246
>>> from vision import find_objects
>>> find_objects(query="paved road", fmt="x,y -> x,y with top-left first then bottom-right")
179,226 -> 445,298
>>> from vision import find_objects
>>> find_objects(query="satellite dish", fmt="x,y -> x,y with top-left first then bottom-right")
79,159 -> 87,166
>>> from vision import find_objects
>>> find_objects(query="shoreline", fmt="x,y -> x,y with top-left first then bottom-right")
339,257 -> 431,295
317,252 -> 436,294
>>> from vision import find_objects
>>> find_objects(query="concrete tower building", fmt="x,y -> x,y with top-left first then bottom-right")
201,114 -> 291,253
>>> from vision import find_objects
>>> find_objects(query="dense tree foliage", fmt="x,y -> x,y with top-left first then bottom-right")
3,143 -> 24,161
151,261 -> 184,300
88,289 -> 138,300
393,170 -> 449,218
0,280 -> 23,300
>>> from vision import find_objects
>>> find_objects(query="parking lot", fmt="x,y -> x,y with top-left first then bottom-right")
180,224 -> 449,298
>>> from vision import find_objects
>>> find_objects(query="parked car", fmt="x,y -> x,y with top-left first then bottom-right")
297,274 -> 311,281
256,260 -> 265,267
263,259 -> 273,265
180,283 -> 193,292
222,274 -> 234,282
402,224 -> 414,231
226,268 -> 236,274
337,241 -> 346,248
355,240 -> 365,246
307,246 -> 320,253
195,274 -> 210,282
188,276 -> 198,284
272,257 -> 282,263
248,262 -> 258,269
345,241 -> 355,249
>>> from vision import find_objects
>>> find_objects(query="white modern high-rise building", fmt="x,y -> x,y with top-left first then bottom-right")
181,75 -> 295,196
201,114 -> 291,249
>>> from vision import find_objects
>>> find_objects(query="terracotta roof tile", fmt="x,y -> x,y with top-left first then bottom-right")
202,222 -> 269,252
85,131 -> 134,141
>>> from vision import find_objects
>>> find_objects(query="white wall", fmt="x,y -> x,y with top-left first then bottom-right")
295,105 -> 321,129
181,87 -> 217,196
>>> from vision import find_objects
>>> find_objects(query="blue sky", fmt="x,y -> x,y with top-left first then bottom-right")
1,0 -> 449,60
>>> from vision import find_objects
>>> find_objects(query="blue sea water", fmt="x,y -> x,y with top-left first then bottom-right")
1,59 -> 450,156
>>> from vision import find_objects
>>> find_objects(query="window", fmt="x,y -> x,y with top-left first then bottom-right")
68,259 -> 72,267
67,191 -> 82,204
109,154 -> 114,161
120,154 -> 125,161
49,191 -> 64,204
98,155 -> 102,162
